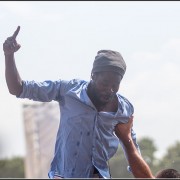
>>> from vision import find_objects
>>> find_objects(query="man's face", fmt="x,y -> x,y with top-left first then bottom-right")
91,71 -> 122,105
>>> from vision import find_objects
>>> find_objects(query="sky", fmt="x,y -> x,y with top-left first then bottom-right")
0,1 -> 180,160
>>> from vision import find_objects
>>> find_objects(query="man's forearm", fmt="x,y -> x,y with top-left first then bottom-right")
122,138 -> 154,178
5,54 -> 23,96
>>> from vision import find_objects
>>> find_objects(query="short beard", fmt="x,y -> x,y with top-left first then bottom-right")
88,80 -> 114,106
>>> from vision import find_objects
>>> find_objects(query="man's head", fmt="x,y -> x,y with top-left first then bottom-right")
91,50 -> 126,79
90,50 -> 126,105
155,168 -> 180,178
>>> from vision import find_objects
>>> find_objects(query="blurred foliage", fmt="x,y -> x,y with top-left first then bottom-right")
109,145 -> 133,178
109,137 -> 180,178
0,156 -> 25,178
137,137 -> 158,174
155,141 -> 180,171
0,139 -> 180,178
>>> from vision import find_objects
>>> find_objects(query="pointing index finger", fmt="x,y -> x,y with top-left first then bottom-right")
12,26 -> 20,39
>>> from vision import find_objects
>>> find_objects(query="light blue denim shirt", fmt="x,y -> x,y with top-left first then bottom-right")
18,79 -> 140,178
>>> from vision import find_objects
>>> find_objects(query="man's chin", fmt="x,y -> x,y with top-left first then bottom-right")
99,97 -> 111,104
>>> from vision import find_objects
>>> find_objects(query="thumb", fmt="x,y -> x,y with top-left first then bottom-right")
14,44 -> 21,52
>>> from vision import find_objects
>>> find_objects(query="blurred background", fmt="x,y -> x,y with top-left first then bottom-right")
0,1 -> 180,178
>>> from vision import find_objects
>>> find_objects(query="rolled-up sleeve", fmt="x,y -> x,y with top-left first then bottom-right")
17,79 -> 65,102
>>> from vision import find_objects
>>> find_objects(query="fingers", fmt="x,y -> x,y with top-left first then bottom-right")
3,26 -> 21,55
3,42 -> 21,55
12,26 -> 20,39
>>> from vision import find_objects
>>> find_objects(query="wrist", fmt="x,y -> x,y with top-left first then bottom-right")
4,52 -> 14,58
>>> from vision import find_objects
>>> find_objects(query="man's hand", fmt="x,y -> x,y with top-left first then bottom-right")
3,26 -> 21,55
115,116 -> 133,142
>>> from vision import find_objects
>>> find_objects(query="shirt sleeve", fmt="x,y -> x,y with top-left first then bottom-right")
17,79 -> 68,102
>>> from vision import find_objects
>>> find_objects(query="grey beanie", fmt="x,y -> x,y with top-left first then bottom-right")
91,50 -> 126,78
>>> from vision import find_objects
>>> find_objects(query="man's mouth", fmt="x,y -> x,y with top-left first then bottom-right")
101,94 -> 112,101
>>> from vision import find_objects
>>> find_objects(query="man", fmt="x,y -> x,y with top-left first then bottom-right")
3,26 -> 154,178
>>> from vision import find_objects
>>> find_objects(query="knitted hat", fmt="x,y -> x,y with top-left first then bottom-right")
91,50 -> 126,78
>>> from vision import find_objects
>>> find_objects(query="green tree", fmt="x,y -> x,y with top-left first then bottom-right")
0,156 -> 25,178
109,137 -> 158,178
109,145 -> 133,178
156,141 -> 180,171
137,137 -> 158,174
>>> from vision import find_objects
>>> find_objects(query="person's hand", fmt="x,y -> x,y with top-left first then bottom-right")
115,116 -> 133,142
3,26 -> 21,55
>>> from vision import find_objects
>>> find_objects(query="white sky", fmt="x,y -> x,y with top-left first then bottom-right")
0,1 -> 180,159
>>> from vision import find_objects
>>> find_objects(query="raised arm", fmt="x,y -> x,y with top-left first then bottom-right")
115,116 -> 155,178
3,26 -> 23,96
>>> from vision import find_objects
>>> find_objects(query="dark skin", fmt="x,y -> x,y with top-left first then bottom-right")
3,26 -> 22,96
87,71 -> 121,112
